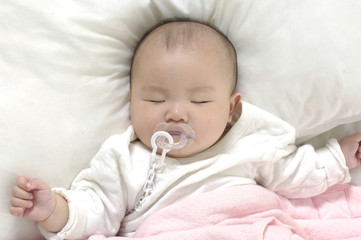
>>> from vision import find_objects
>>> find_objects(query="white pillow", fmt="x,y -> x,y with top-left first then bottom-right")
153,0 -> 361,138
1,1 -> 155,239
1,0 -> 361,239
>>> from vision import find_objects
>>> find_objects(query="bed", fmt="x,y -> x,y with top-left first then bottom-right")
1,0 -> 361,239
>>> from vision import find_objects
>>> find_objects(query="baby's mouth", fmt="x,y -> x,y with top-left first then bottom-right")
168,130 -> 182,136
168,129 -> 184,137
153,123 -> 195,150
167,130 -> 182,142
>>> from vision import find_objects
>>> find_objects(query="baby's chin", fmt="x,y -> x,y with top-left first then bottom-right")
161,147 -> 202,159
165,151 -> 190,158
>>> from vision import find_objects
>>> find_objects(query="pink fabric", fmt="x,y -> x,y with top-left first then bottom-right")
89,184 -> 361,240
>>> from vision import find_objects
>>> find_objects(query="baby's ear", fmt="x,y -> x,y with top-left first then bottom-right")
228,92 -> 241,122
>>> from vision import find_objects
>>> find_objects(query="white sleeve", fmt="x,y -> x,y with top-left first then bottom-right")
39,134 -> 130,240
254,138 -> 351,198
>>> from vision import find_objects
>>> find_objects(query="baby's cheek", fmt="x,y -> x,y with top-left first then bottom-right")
204,119 -> 225,138
205,115 -> 227,129
205,119 -> 214,126
205,115 -> 221,125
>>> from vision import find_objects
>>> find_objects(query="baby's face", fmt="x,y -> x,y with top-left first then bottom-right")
130,38 -> 240,158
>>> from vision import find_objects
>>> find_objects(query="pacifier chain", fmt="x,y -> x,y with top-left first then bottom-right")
134,131 -> 174,212
131,123 -> 195,213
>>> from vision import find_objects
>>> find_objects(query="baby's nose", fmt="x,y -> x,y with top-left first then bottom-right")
165,103 -> 188,123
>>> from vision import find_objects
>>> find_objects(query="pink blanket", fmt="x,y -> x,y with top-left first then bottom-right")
90,184 -> 361,240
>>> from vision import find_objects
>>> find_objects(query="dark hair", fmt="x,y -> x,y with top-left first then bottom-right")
129,18 -> 238,90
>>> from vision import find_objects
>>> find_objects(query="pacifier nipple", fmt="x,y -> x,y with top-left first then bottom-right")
153,123 -> 195,150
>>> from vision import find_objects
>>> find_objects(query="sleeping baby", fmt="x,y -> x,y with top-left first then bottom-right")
9,18 -> 361,239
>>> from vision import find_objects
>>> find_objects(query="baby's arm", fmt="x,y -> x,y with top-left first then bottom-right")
10,176 -> 69,233
254,134 -> 360,198
339,133 -> 361,169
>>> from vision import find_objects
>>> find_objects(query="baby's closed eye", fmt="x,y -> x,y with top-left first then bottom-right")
143,99 -> 166,103
190,100 -> 212,104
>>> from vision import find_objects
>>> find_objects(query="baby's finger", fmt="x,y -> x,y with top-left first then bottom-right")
12,186 -> 33,200
9,206 -> 25,217
10,197 -> 33,209
16,176 -> 32,190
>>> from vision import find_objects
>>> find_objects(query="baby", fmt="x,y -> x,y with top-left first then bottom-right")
10,19 -> 361,239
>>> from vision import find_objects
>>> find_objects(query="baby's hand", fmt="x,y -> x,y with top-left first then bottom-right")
339,133 -> 361,169
9,176 -> 56,222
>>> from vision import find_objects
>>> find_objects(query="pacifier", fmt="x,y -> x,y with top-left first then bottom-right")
134,123 -> 196,212
153,122 -> 195,150
148,123 -> 195,169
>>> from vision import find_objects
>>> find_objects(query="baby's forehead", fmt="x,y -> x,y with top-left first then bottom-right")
140,21 -> 229,52
131,20 -> 238,91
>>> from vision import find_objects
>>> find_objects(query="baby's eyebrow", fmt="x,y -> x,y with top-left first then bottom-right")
141,85 -> 167,92
187,86 -> 216,92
